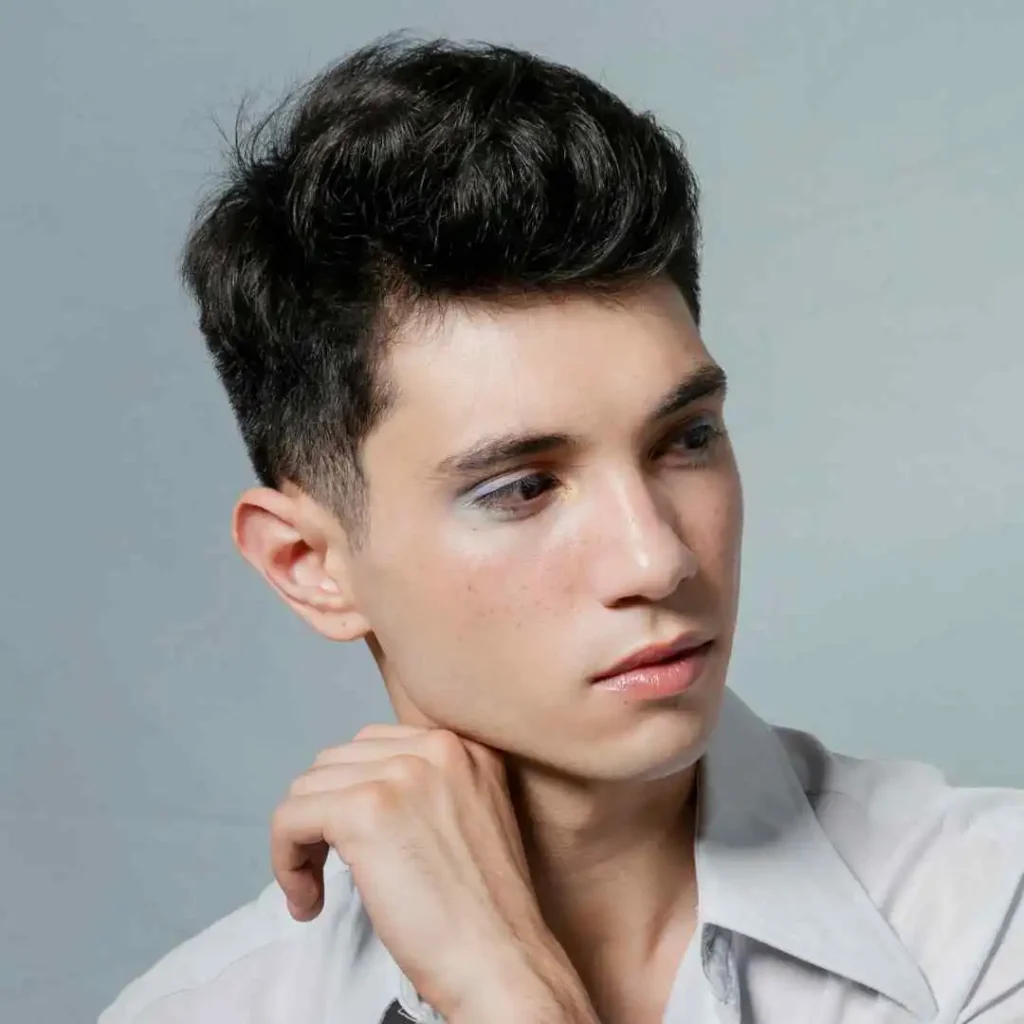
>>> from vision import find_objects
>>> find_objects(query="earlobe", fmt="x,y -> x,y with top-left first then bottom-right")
231,486 -> 371,642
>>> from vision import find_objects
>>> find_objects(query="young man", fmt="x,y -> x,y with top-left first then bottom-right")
101,36 -> 1023,1024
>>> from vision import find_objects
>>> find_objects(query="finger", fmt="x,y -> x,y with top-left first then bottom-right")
311,735 -> 426,768
271,780 -> 393,917
284,841 -> 330,921
453,734 -> 508,779
354,723 -> 425,741
270,790 -> 358,919
289,756 -> 404,797
345,728 -> 481,779
312,726 -> 470,769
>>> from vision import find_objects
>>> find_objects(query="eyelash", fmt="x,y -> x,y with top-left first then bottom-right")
469,417 -> 727,517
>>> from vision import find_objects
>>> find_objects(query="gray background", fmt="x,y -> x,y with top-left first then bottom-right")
2,2 -> 1022,1021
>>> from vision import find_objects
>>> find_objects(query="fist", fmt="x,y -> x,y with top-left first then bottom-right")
269,724 -> 572,1019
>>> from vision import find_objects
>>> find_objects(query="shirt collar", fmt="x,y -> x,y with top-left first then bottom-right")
695,688 -> 938,1021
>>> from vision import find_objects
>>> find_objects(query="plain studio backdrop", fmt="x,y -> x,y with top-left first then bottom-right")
2,2 -> 1022,1020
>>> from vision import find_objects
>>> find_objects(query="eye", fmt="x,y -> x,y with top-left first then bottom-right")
468,471 -> 559,518
659,415 -> 726,465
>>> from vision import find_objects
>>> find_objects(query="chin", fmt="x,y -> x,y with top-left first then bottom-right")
586,681 -> 726,783
632,745 -> 707,782
539,724 -> 707,785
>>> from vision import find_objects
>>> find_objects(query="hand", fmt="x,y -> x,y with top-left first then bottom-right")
270,724 -> 597,1022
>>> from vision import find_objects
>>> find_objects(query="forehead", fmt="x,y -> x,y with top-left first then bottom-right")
364,279 -> 711,470
407,279 -> 701,400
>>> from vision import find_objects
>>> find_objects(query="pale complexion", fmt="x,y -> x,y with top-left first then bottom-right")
234,275 -> 744,1023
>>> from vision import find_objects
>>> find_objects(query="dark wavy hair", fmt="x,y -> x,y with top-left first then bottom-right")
181,35 -> 703,543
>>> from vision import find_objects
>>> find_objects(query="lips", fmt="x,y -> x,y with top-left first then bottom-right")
591,632 -> 714,682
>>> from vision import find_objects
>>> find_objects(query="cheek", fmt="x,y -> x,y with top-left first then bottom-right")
699,449 -> 743,536
371,543 -> 575,733
363,524 -> 572,672
700,469 -> 744,598
674,466 -> 744,588
718,473 -> 744,550
438,543 -> 570,639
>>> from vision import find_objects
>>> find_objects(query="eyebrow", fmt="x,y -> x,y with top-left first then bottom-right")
433,362 -> 728,481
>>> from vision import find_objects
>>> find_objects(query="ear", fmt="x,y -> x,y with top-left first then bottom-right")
231,485 -> 370,642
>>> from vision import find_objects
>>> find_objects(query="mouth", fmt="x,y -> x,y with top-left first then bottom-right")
591,632 -> 715,683
591,638 -> 716,701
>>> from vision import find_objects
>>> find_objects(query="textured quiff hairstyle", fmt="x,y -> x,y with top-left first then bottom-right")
181,36 -> 702,545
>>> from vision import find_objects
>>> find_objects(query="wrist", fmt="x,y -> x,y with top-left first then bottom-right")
448,953 -> 599,1024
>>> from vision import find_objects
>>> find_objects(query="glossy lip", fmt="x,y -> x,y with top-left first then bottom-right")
591,631 -> 715,683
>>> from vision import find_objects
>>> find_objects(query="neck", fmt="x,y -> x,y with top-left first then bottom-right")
506,759 -> 700,979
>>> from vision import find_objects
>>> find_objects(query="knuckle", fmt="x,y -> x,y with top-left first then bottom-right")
424,728 -> 464,768
385,754 -> 429,787
269,800 -> 292,834
310,744 -> 348,769
287,773 -> 312,798
353,723 -> 391,742
352,779 -> 398,824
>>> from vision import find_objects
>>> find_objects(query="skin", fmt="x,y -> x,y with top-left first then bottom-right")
234,274 -> 744,1023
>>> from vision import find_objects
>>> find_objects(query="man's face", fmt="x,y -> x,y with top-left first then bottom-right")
346,277 -> 743,781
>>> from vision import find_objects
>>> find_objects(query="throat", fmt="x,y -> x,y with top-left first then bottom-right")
569,896 -> 699,1024
507,760 -> 701,995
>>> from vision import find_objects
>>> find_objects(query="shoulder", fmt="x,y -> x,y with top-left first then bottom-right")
775,722 -> 1024,1017
771,720 -> 1024,861
98,854 -> 398,1023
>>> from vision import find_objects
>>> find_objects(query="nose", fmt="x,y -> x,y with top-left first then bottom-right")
587,471 -> 699,606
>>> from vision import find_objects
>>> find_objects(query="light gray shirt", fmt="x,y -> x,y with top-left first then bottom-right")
99,689 -> 1024,1023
